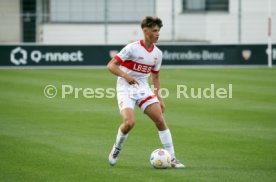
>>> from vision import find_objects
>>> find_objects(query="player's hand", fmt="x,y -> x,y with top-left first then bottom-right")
159,100 -> 165,113
123,74 -> 139,85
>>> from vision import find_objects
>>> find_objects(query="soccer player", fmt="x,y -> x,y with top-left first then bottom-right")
107,16 -> 185,168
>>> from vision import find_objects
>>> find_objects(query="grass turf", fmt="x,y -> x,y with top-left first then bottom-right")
0,68 -> 276,182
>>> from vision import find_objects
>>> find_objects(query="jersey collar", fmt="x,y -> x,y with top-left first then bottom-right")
140,40 -> 155,53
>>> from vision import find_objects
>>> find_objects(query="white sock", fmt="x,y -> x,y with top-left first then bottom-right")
158,129 -> 176,160
115,127 -> 128,149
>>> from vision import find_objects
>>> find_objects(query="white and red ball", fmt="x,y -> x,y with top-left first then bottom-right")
150,149 -> 171,169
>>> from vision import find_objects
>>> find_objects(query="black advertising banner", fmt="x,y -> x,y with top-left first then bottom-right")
0,45 -> 120,66
160,45 -> 273,65
0,44 -> 275,66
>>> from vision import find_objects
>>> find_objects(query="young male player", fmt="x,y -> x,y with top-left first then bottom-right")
107,16 -> 185,168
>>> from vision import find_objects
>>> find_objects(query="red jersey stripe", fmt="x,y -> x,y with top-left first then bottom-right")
115,55 -> 154,74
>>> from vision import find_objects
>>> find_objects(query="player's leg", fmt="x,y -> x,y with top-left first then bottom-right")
115,108 -> 135,151
144,102 -> 167,130
109,108 -> 135,166
144,102 -> 185,168
119,108 -> 135,134
113,108 -> 136,150
144,102 -> 174,156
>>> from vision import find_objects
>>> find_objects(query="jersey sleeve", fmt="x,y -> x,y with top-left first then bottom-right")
151,50 -> 162,74
114,44 -> 132,64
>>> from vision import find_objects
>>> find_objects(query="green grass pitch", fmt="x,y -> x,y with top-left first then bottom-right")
0,68 -> 276,182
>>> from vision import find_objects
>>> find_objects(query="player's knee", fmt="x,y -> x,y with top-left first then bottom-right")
124,118 -> 135,130
155,115 -> 165,124
154,116 -> 166,129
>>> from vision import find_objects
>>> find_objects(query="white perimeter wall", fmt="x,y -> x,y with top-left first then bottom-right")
40,0 -> 276,44
0,0 -> 21,43
40,24 -> 144,44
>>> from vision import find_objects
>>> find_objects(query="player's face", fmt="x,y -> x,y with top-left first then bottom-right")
144,25 -> 160,43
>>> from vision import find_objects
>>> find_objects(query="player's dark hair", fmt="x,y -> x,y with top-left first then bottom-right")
141,16 -> 163,29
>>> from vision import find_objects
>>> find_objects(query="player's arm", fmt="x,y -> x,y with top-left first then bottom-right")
107,58 -> 139,85
151,72 -> 165,113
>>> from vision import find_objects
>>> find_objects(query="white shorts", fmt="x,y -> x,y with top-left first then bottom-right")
116,78 -> 159,112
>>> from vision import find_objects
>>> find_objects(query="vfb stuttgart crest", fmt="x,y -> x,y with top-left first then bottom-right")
242,50 -> 252,61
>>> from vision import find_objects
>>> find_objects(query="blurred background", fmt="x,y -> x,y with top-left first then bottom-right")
0,0 -> 275,45
1,1 -> 276,181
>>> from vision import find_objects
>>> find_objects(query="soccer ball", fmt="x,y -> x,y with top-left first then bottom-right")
150,148 -> 171,169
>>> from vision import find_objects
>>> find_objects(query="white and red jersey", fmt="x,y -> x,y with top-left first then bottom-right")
114,40 -> 162,112
114,40 -> 162,83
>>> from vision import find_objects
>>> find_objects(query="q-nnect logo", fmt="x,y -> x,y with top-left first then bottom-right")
10,47 -> 84,66
10,47 -> 28,65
